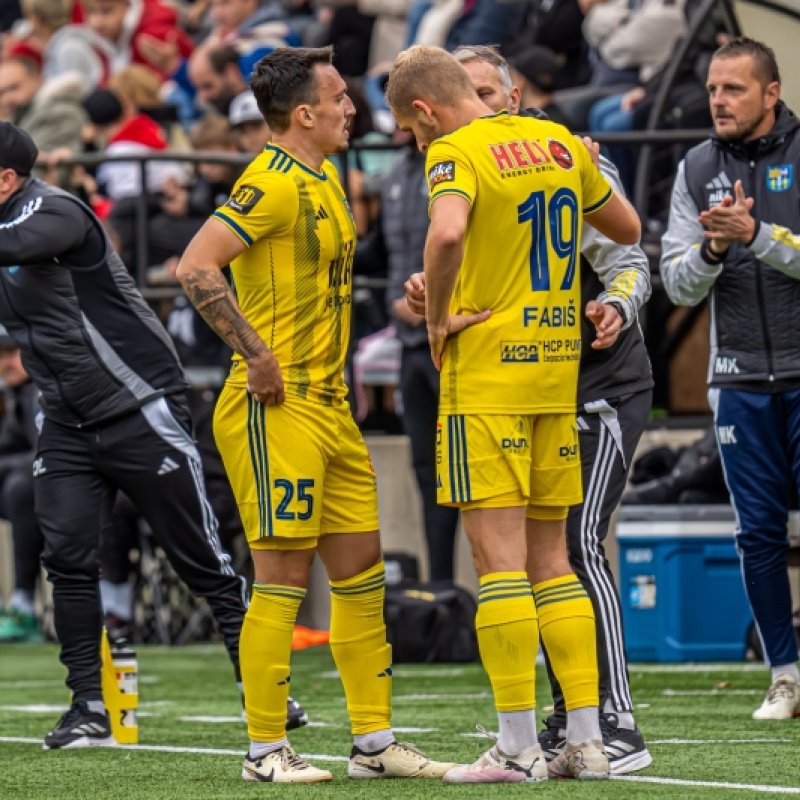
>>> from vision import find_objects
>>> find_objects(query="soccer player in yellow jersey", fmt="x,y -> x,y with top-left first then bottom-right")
386,45 -> 641,784
176,47 -> 457,784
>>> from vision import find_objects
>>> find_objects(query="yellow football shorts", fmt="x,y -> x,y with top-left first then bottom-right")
436,413 -> 582,518
214,387 -> 379,550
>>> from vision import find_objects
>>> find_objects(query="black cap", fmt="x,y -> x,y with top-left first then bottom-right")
0,122 -> 39,176
83,89 -> 124,127
0,325 -> 18,351
509,46 -> 562,94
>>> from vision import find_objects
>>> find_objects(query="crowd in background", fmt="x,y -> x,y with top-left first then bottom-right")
0,0 -> 729,643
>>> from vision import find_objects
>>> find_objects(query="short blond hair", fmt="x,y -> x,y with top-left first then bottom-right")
190,115 -> 235,150
21,0 -> 72,31
108,65 -> 162,111
385,45 -> 477,117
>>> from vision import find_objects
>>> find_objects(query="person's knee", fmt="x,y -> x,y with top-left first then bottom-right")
250,546 -> 315,587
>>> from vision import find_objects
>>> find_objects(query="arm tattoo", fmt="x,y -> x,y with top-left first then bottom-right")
179,267 -> 268,360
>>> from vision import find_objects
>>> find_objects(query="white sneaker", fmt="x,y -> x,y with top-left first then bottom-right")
348,741 -> 457,779
753,674 -> 800,720
443,742 -> 548,784
548,739 -> 609,780
242,746 -> 333,783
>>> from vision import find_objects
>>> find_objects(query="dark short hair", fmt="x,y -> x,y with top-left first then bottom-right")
250,46 -> 334,134
713,37 -> 780,87
208,45 -> 240,77
250,47 -> 333,133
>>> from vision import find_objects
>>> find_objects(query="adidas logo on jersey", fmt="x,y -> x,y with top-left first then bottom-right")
316,206 -> 329,220
158,456 -> 180,475
706,171 -> 732,207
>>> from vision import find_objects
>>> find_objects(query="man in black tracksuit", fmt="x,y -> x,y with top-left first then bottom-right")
0,123 -> 262,749
662,37 -> 800,720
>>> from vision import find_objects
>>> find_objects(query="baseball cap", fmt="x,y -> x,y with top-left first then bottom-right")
229,91 -> 263,128
509,46 -> 562,94
0,325 -> 18,350
0,122 -> 39,176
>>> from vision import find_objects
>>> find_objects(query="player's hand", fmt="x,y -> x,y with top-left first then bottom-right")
428,310 -> 491,371
579,136 -> 601,169
404,272 -> 426,316
586,301 -> 622,349
246,351 -> 285,405
393,297 -> 425,326
698,180 -> 756,248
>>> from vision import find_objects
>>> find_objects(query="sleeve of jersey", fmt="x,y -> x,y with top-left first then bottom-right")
426,142 -> 476,212
577,143 -> 614,215
211,172 -> 296,246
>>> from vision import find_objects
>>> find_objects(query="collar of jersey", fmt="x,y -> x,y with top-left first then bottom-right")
264,144 -> 328,180
436,109 -> 510,143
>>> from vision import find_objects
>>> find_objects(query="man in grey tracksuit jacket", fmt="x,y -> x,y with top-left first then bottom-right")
661,37 -> 800,720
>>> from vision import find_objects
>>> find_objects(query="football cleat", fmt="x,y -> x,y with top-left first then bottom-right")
548,738 -> 609,780
752,674 -> 800,720
537,721 -> 566,763
348,741 -> 457,779
43,700 -> 116,750
600,714 -> 653,774
241,696 -> 309,729
242,746 -> 333,783
443,741 -> 548,784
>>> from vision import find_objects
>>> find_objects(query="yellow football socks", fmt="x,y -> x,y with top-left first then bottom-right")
241,582 -> 305,743
476,571 -> 538,712
329,561 -> 392,735
534,574 -> 599,710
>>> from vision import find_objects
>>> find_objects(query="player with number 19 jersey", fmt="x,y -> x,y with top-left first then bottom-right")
425,112 -> 613,416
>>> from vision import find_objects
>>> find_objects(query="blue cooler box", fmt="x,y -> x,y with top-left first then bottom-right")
617,505 -> 753,662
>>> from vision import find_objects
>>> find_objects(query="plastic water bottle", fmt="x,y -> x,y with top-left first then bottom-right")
101,628 -> 139,744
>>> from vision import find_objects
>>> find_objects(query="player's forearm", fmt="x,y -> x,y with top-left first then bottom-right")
424,233 -> 463,329
177,264 -> 268,361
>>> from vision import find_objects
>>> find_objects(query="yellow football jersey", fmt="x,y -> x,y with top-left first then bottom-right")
213,144 -> 356,406
425,112 -> 613,414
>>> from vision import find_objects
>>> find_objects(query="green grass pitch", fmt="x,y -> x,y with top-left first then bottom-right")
1,643 -> 799,798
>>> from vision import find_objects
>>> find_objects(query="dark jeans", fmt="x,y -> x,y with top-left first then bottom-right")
400,344 -> 459,581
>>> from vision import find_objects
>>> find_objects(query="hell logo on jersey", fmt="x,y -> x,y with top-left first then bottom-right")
428,161 -> 455,187
489,140 -> 551,171
548,140 -> 574,170
226,184 -> 264,215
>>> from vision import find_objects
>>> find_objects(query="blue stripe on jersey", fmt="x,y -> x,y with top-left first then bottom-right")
459,415 -> 471,501
213,212 -> 253,246
448,416 -> 457,503
584,187 -> 613,215
259,401 -> 273,536
453,416 -> 464,502
246,394 -> 264,537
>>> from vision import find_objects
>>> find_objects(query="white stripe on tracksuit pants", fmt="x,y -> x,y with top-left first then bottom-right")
542,389 -> 652,724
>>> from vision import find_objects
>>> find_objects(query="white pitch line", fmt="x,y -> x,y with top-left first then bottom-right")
0,680 -> 64,689
662,689 -> 763,696
0,705 -> 68,714
393,693 -> 491,702
614,775 -> 800,794
649,738 -> 792,745
318,668 -> 471,679
393,727 -> 439,733
631,664 -> 765,673
178,716 -> 243,724
3,736 -> 799,792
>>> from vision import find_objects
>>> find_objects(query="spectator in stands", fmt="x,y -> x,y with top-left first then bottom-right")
0,327 -> 43,644
84,71 -> 185,201
228,89 -> 271,153
150,114 -> 242,267
509,45 -> 573,128
356,1 -> 412,70
445,0 -> 526,52
316,0 -> 375,76
407,0 -> 462,49
0,55 -> 86,162
205,0 -> 292,45
81,0 -> 194,80
661,37 -> 800,721
188,43 -> 248,115
5,0 -> 108,92
505,0 -> 590,91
